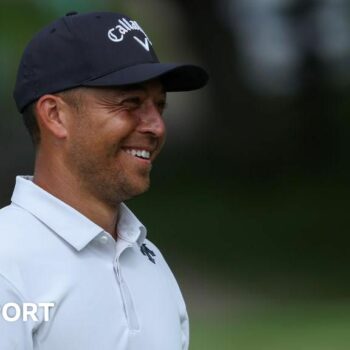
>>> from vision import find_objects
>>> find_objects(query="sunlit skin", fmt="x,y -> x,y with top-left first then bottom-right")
33,80 -> 167,238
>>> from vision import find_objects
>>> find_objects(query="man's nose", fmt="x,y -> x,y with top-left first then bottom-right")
137,101 -> 166,138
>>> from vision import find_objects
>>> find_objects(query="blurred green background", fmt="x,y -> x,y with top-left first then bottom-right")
1,0 -> 350,349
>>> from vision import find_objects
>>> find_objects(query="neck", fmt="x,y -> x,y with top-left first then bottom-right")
33,153 -> 119,239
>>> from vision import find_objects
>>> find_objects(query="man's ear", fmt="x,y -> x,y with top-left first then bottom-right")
35,94 -> 69,140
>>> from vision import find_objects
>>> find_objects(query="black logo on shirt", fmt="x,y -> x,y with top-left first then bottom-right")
140,243 -> 156,264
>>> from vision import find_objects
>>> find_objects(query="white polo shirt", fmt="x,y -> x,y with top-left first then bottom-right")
0,176 -> 189,350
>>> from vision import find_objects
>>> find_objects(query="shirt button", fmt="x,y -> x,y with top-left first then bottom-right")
99,234 -> 109,244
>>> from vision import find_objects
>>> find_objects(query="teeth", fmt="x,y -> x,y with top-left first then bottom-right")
125,149 -> 151,159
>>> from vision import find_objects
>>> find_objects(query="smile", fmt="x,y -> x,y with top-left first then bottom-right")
123,148 -> 151,160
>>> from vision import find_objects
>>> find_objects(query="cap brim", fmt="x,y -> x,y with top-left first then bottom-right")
82,63 -> 209,91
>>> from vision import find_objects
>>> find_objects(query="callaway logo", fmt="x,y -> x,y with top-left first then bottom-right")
140,243 -> 156,264
108,18 -> 152,51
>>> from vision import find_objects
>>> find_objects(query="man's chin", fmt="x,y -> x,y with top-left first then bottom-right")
120,178 -> 151,202
131,180 -> 151,197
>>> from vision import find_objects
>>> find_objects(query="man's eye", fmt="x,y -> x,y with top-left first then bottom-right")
122,97 -> 142,108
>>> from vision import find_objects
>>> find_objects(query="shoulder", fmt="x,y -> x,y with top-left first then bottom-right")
0,204 -> 43,284
0,203 -> 68,299
0,204 -> 40,247
0,203 -> 34,228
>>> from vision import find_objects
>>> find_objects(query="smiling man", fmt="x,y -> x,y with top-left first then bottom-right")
0,11 -> 208,350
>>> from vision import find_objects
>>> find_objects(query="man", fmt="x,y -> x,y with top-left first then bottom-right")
0,11 -> 208,350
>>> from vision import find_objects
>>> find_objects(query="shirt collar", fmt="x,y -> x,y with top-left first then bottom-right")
117,203 -> 147,246
11,176 -> 147,251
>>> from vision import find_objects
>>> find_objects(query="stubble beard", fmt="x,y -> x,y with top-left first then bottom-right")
67,144 -> 151,210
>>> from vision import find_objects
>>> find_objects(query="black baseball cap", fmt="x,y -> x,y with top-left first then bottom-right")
13,11 -> 209,113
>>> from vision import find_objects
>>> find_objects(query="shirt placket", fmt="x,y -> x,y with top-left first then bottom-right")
114,240 -> 140,332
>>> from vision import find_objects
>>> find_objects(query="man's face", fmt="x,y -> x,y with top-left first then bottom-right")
63,80 -> 167,207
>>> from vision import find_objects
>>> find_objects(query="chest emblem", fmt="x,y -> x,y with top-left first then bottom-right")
140,243 -> 156,264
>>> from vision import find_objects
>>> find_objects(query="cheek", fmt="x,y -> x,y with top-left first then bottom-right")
66,122 -> 103,158
68,113 -> 138,155
103,113 -> 138,137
